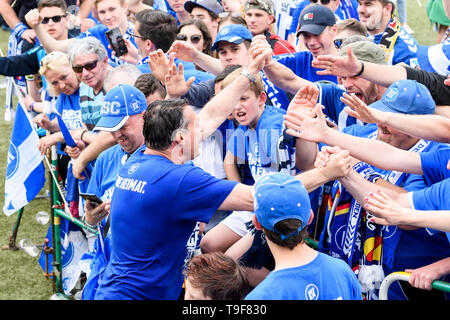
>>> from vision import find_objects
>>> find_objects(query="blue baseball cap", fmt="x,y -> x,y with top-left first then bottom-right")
297,4 -> 336,37
94,84 -> 147,132
369,80 -> 435,115
253,172 -> 311,240
211,24 -> 253,51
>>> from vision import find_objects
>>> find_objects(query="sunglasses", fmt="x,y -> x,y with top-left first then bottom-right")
176,34 -> 202,44
218,12 -> 243,19
72,60 -> 98,73
333,38 -> 344,49
310,0 -> 334,4
41,14 -> 67,24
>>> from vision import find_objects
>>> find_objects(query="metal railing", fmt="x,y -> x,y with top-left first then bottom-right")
379,271 -> 450,300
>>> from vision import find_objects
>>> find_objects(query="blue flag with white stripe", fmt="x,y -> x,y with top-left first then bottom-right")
3,103 -> 45,216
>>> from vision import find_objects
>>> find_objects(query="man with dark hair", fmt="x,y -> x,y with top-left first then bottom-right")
184,252 -> 250,300
245,172 -> 362,300
184,0 -> 223,41
133,73 -> 167,103
357,0 -> 419,66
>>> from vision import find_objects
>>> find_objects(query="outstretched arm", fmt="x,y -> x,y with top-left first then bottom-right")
342,92 -> 450,144
283,103 -> 424,175
250,35 -> 312,95
312,46 -> 407,88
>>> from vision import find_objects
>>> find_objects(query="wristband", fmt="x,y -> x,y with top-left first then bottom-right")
13,22 -> 28,41
240,68 -> 256,83
25,75 -> 35,81
353,61 -> 365,77
30,102 -> 35,112
80,129 -> 88,142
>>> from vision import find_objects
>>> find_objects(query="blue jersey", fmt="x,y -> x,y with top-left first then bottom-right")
94,152 -> 238,300
78,22 -> 137,67
227,105 -> 295,181
372,26 -> 420,67
420,147 -> 450,185
245,252 -> 362,300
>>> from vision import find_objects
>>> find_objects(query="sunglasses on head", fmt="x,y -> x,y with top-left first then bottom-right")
72,60 -> 98,73
176,34 -> 202,44
219,12 -> 243,19
333,38 -> 344,49
310,0 -> 334,4
41,14 -> 67,24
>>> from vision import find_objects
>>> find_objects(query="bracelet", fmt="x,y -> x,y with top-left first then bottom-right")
30,102 -> 35,112
25,75 -> 35,81
80,129 -> 88,142
240,68 -> 256,83
353,61 -> 365,77
82,215 -> 99,232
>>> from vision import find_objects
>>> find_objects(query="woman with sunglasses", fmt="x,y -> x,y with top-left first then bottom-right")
177,19 -> 214,58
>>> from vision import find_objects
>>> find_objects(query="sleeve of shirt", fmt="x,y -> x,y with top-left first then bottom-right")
176,166 -> 238,223
0,48 -> 40,77
404,66 -> 450,105
182,79 -> 215,108
409,179 -> 450,211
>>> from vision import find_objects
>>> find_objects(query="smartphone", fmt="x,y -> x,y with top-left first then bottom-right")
80,193 -> 103,208
105,27 -> 128,57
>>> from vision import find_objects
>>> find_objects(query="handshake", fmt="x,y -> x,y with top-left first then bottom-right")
315,145 -> 354,181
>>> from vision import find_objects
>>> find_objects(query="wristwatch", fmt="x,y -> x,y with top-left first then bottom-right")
240,68 -> 256,83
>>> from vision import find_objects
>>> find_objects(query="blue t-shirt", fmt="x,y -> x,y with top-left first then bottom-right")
78,22 -> 137,67
94,152 -> 238,300
317,83 -> 362,130
273,51 -> 338,84
420,147 -> 450,185
245,252 -> 362,300
410,178 -> 450,245
227,105 -> 295,181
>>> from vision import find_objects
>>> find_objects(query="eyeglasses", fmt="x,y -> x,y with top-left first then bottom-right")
127,31 -> 146,40
333,38 -> 344,49
176,34 -> 203,44
219,12 -> 243,19
41,14 -> 67,24
310,0 -> 334,4
72,60 -> 98,73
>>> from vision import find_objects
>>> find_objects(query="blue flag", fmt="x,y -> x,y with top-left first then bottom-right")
56,113 -> 77,147
3,103 -> 45,216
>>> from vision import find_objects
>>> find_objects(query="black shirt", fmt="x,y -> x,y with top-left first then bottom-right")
405,66 -> 450,106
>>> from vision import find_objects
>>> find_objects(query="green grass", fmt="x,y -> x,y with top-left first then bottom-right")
0,3 -> 441,300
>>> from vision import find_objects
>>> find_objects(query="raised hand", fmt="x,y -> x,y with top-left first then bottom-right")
287,85 -> 319,114
341,92 -> 385,124
148,49 -> 171,84
284,102 -> 328,142
25,9 -> 42,28
364,189 -> 413,226
319,146 -> 352,180
164,58 -> 195,98
167,40 -> 199,63
311,46 -> 362,77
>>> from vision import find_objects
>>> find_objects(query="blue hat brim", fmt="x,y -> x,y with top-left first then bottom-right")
211,37 -> 245,51
368,100 -> 396,114
94,115 -> 129,132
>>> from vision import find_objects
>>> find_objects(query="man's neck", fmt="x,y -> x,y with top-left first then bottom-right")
144,146 -> 180,163
268,240 -> 318,272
